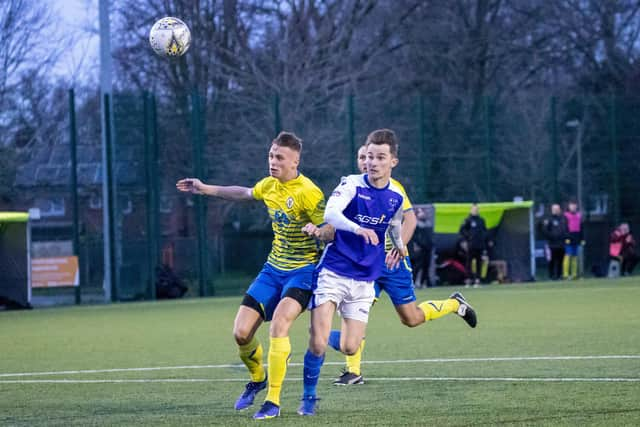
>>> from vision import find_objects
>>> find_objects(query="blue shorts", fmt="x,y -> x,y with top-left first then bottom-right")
246,263 -> 315,321
374,256 -> 416,306
565,244 -> 580,256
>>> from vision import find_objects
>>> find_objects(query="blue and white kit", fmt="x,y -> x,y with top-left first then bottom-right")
312,174 -> 406,322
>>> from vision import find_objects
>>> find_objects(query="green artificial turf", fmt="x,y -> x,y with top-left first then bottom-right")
1,277 -> 639,426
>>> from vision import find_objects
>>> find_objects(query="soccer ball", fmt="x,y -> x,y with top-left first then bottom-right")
149,17 -> 191,57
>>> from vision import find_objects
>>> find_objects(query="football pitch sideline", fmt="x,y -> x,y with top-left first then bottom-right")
1,278 -> 639,426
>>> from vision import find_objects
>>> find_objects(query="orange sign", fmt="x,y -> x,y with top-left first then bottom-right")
32,256 -> 79,288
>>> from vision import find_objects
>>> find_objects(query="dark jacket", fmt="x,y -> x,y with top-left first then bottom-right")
412,223 -> 433,252
542,214 -> 568,249
459,214 -> 489,251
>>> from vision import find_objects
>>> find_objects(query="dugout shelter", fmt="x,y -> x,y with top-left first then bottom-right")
416,201 -> 535,283
0,212 -> 32,309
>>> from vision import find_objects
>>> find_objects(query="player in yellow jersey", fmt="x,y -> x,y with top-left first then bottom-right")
176,132 -> 325,419
303,144 -> 477,387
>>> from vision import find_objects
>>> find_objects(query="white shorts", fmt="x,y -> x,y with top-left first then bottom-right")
312,268 -> 375,323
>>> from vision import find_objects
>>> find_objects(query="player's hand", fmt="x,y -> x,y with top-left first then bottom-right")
355,227 -> 379,245
176,178 -> 205,194
385,248 -> 405,270
302,223 -> 321,238
565,239 -> 571,244
580,240 -> 586,246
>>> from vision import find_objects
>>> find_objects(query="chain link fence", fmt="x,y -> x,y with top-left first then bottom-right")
10,90 -> 640,303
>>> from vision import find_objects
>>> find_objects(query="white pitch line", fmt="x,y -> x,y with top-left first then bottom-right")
1,355 -> 639,378
1,377 -> 639,384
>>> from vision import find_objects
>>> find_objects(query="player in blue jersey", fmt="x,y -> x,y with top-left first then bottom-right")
176,132 -> 325,420
304,144 -> 478,388
296,129 -> 408,416
298,129 -> 476,415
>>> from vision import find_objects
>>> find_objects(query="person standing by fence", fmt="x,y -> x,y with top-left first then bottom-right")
563,201 -> 585,280
459,203 -> 492,286
541,204 -> 568,280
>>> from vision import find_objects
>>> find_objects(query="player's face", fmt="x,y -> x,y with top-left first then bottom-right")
366,143 -> 397,184
268,144 -> 299,182
568,202 -> 577,212
357,146 -> 367,173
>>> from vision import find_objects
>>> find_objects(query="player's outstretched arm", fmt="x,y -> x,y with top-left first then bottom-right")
176,178 -> 253,201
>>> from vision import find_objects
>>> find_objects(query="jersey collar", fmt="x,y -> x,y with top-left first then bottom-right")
364,173 -> 390,190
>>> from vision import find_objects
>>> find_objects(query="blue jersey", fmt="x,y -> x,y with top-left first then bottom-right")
318,174 -> 405,281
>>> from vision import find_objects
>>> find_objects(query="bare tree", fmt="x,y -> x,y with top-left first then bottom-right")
0,0 -> 67,199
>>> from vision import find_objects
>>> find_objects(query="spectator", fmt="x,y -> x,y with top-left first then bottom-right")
563,201 -> 585,280
609,223 -> 638,276
459,203 -> 492,287
410,207 -> 434,287
435,237 -> 469,285
541,204 -> 568,280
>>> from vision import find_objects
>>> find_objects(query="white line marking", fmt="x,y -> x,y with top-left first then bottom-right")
1,355 -> 638,378
1,377 -> 639,384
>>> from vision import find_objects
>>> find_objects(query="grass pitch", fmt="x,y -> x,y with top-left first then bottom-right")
1,277 -> 639,426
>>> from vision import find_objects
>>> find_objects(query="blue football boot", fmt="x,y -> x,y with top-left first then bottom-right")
253,401 -> 280,419
234,377 -> 267,410
297,395 -> 320,416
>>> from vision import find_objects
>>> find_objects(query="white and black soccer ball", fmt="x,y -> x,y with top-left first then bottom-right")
149,17 -> 191,57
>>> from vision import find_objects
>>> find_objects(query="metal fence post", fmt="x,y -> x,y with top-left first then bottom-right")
143,92 -> 159,300
550,96 -> 559,203
191,89 -> 210,297
69,89 -> 81,304
484,96 -> 493,201
274,93 -> 282,136
348,94 -> 356,171
417,93 -> 428,201
609,94 -> 620,224
104,93 -> 118,302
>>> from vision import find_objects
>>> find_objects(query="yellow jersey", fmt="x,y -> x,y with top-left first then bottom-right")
384,177 -> 413,251
252,173 -> 326,270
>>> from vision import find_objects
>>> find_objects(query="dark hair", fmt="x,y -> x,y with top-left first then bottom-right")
365,128 -> 398,158
272,131 -> 302,152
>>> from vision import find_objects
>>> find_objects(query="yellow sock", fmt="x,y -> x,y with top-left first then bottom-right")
345,339 -> 365,376
562,255 -> 570,278
481,257 -> 489,279
419,299 -> 460,321
238,337 -> 265,383
265,336 -> 291,406
571,256 -> 578,279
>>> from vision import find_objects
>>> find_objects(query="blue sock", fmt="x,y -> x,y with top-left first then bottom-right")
328,330 -> 341,352
303,350 -> 324,398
